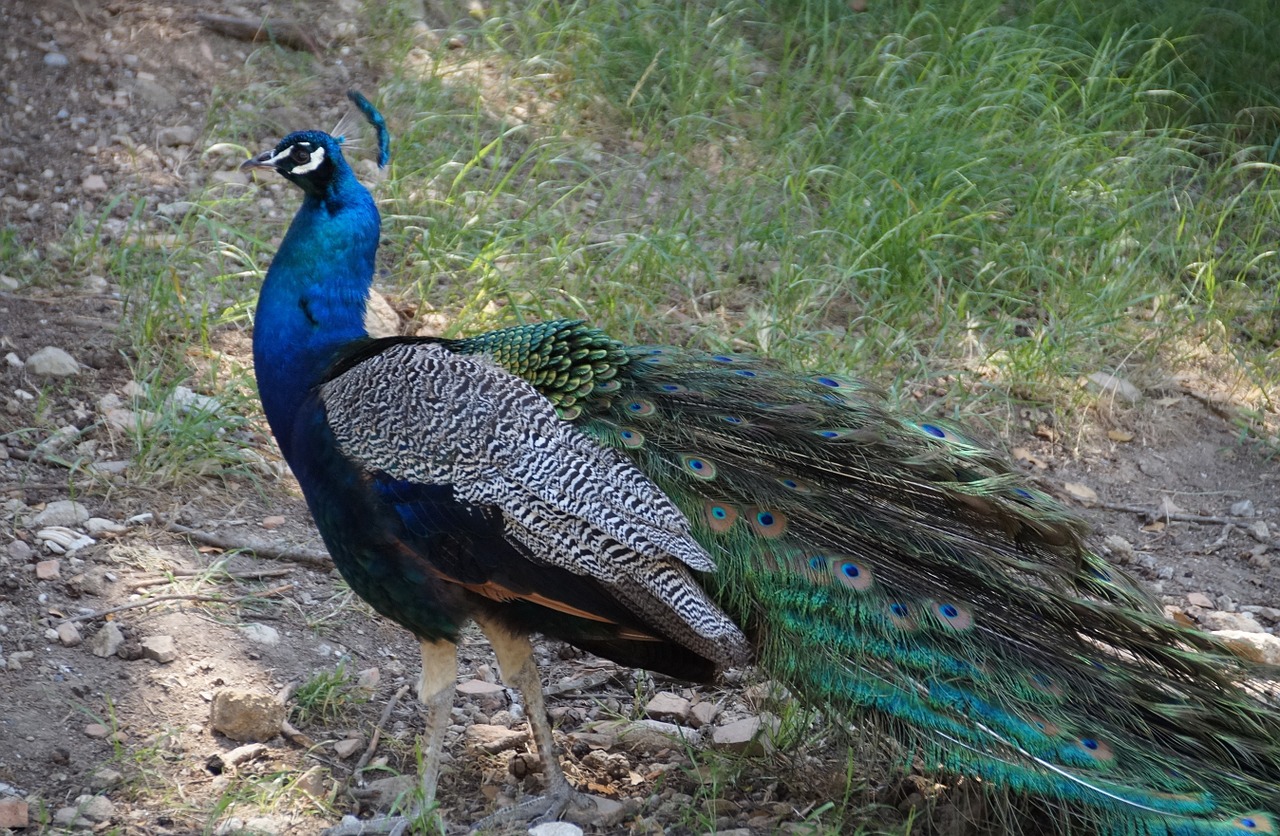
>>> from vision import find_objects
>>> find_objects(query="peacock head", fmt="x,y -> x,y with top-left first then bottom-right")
241,130 -> 349,198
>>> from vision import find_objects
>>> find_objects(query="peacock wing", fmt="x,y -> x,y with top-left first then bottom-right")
317,339 -> 750,664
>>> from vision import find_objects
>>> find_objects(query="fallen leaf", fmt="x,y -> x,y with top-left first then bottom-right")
1141,520 -> 1166,533
1107,429 -> 1134,442
1063,482 -> 1098,504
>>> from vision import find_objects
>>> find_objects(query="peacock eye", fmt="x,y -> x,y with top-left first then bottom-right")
289,145 -> 311,164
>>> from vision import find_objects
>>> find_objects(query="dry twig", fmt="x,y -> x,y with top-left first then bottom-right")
352,684 -> 412,773
162,517 -> 332,569
58,584 -> 293,624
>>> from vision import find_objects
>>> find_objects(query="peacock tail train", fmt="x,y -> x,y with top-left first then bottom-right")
438,320 -> 1280,835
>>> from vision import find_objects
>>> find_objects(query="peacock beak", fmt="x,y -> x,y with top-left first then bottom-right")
241,150 -> 280,172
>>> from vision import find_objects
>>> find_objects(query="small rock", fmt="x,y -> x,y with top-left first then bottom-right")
1186,592 -> 1214,609
89,768 -> 123,790
7,651 -> 34,671
56,622 -> 82,646
7,540 -> 32,561
54,795 -> 114,827
43,52 -> 69,68
0,798 -> 28,829
239,623 -> 280,646
35,559 -> 61,580
260,515 -> 286,530
81,174 -> 108,193
1247,521 -> 1270,542
562,794 -> 631,829
1085,371 -> 1141,404
295,766 -> 327,797
1230,499 -> 1256,518
157,200 -> 196,218
31,500 -> 90,527
4,352 -> 22,369
157,125 -> 196,146
167,386 -> 221,415
1239,605 -> 1280,623
25,346 -> 80,376
89,622 -> 125,658
84,517 -> 126,535
688,701 -> 721,729
1101,534 -> 1135,564
84,723 -> 110,739
356,667 -> 380,690
333,737 -> 364,759
364,775 -> 415,807
744,680 -> 791,709
530,823 -> 584,836
710,715 -> 779,756
465,724 -> 529,754
210,689 -> 285,742
457,677 -> 507,710
1200,611 -> 1264,633
1214,630 -> 1280,665
140,635 -> 178,664
644,692 -> 692,724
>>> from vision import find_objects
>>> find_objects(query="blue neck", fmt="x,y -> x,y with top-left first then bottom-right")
252,173 -> 380,458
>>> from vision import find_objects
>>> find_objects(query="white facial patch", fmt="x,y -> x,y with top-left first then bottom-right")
290,145 -> 326,175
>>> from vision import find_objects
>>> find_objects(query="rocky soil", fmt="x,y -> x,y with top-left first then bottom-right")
2,1 -> 1278,834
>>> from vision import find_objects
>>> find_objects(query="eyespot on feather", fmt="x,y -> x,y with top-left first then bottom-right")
931,601 -> 974,631
1232,814 -> 1276,833
1027,673 -> 1066,700
1075,737 -> 1115,763
702,501 -> 738,533
887,601 -> 917,631
624,399 -> 657,417
681,454 -> 718,481
618,428 -> 645,448
747,507 -> 788,538
1024,714 -> 1061,737
836,559 -> 873,591
917,423 -> 947,439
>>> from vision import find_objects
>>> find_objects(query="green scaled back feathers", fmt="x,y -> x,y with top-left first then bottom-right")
453,319 -> 1280,836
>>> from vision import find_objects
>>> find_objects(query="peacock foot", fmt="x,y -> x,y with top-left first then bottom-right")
468,784 -> 597,834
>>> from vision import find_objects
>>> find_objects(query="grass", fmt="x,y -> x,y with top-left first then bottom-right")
292,663 -> 370,728
46,0 -> 1275,450
325,0 -> 1279,441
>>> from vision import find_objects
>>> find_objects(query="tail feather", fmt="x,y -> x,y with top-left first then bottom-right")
574,343 -> 1280,833
442,320 -> 1279,832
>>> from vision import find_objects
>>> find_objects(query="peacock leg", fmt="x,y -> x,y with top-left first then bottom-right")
471,617 -> 592,830
323,638 -> 458,836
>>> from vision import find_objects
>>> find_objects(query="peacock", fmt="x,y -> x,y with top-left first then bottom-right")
240,93 -> 1280,835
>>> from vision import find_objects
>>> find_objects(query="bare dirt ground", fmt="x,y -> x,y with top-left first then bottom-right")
2,1 -> 1278,834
